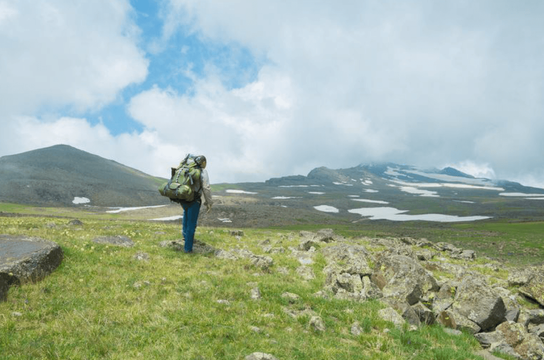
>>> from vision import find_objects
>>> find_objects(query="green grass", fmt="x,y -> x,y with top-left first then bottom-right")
0,215 -> 488,359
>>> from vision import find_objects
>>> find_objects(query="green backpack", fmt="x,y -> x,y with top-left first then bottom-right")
158,155 -> 202,202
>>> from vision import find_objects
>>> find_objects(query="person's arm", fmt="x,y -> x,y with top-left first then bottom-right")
201,169 -> 213,211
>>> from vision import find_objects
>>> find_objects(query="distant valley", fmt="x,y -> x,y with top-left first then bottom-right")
1,145 -> 544,226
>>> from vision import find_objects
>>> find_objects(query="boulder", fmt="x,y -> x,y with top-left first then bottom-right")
322,244 -> 374,276
519,273 -> 544,307
452,275 -> 506,331
374,255 -> 439,305
378,307 -> 406,329
0,235 -> 63,302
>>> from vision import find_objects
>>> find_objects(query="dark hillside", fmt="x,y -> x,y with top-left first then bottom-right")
0,145 -> 168,207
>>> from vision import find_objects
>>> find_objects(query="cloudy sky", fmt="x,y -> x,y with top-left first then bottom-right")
1,0 -> 543,187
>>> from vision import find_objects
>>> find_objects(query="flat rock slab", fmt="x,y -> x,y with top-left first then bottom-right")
0,234 -> 64,302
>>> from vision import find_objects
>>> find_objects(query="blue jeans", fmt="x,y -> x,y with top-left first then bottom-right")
181,200 -> 201,252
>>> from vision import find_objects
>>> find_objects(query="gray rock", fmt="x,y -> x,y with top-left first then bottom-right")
281,292 -> 301,303
519,272 -> 544,307
250,255 -> 274,270
309,315 -> 326,332
230,230 -> 245,237
375,255 -> 439,305
382,298 -> 420,327
528,323 -> 544,340
0,235 -> 64,291
250,287 -> 262,300
322,243 -> 373,276
494,287 -> 521,323
508,267 -> 536,286
378,307 -> 406,329
68,219 -> 83,226
92,235 -> 134,247
452,275 -> 506,331
245,352 -> 278,360
351,322 -> 363,336
412,302 -> 435,325
296,266 -> 315,280
133,252 -> 149,261
518,309 -> 544,327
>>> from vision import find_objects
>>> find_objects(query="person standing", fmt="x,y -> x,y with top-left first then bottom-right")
179,154 -> 213,253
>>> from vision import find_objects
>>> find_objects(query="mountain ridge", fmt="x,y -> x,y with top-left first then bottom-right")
0,145 -> 169,207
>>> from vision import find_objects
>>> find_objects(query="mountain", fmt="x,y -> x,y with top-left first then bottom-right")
0,145 -> 169,207
2,145 -> 544,223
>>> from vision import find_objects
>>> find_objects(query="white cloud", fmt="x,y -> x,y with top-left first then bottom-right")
0,0 -> 147,116
149,0 -> 544,186
2,0 -> 544,188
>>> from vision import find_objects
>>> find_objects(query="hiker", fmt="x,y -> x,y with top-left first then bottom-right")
178,154 -> 213,253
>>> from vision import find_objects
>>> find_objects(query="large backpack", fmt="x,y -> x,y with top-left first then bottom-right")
158,154 -> 202,202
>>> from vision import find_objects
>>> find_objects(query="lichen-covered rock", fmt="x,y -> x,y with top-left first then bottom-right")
322,244 -> 373,275
412,302 -> 435,326
519,273 -> 544,307
374,255 -> 439,305
296,266 -> 315,280
378,307 -> 406,329
452,275 -> 506,331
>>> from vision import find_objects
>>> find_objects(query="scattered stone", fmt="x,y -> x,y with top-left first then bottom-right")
249,326 -> 262,333
281,292 -> 301,303
217,299 -> 230,305
309,316 -> 326,332
351,322 -> 363,336
68,219 -> 83,226
245,352 -> 278,360
230,230 -> 245,237
92,235 -> 134,248
133,252 -> 149,261
250,255 -> 274,270
250,287 -> 262,300
12,311 -> 22,317
296,266 -> 316,280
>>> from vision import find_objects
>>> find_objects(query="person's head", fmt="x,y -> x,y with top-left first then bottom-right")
195,155 -> 207,169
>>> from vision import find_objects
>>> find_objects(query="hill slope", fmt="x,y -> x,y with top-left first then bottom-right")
0,145 -> 168,207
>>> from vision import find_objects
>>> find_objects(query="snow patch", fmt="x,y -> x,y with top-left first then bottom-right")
150,215 -> 183,221
226,189 -> 258,194
107,205 -> 166,214
314,205 -> 339,213
349,207 -> 491,222
308,192 -> 325,195
351,199 -> 389,205
72,197 -> 90,204
499,192 -> 544,197
365,189 -> 379,193
400,186 -> 439,197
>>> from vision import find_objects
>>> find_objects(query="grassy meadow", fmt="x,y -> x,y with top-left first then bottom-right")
1,203 -> 540,359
